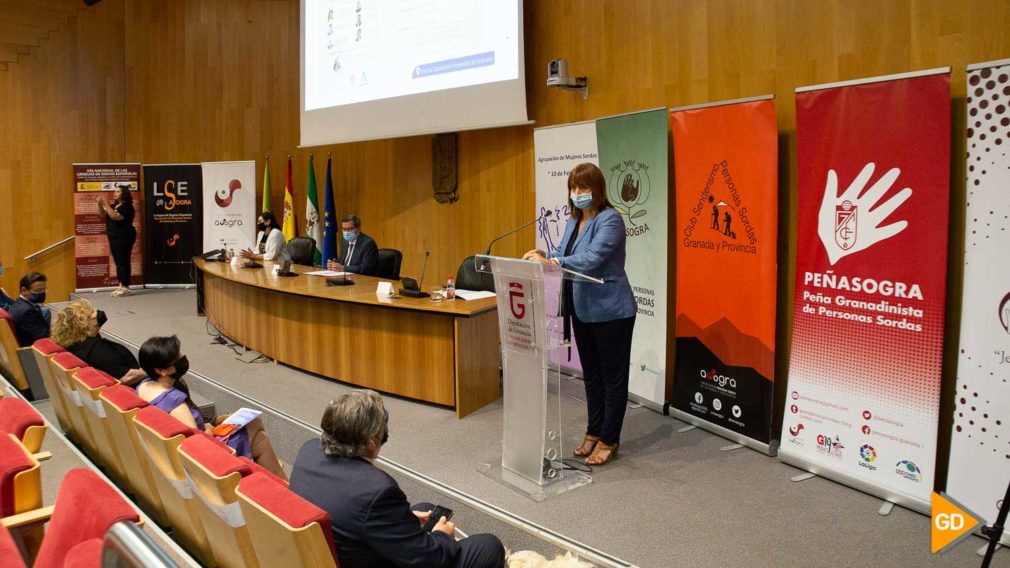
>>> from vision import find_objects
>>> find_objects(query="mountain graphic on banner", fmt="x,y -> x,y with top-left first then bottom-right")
676,314 -> 773,381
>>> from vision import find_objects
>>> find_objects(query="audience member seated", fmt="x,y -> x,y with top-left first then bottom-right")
50,299 -> 146,386
326,215 -> 378,276
289,389 -> 505,568
9,272 -> 49,347
135,335 -> 287,479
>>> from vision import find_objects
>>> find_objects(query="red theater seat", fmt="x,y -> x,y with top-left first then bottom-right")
236,472 -> 339,567
0,522 -> 26,568
30,339 -> 70,433
30,469 -> 140,567
0,397 -> 46,454
0,434 -> 40,518
0,309 -> 29,391
72,368 -> 121,475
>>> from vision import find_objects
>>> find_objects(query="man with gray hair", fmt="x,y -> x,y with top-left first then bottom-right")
289,389 -> 505,568
326,214 -> 379,276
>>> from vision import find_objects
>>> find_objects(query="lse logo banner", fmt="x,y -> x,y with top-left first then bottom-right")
931,492 -> 984,554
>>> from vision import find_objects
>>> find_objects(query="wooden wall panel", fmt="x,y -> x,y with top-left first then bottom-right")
0,0 -> 124,302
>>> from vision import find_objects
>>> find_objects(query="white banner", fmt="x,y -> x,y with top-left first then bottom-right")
201,161 -> 257,254
533,122 -> 599,373
947,60 -> 1010,537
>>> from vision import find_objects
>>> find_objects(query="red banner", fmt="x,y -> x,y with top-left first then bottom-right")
782,72 -> 950,508
670,98 -> 778,446
73,164 -> 143,290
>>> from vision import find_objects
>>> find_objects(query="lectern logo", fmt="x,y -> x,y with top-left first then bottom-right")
508,282 -> 526,319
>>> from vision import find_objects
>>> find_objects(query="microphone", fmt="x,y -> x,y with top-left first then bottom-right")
417,251 -> 430,289
399,251 -> 431,298
485,211 -> 552,255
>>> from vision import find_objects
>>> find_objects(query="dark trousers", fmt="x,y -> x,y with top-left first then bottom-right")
572,314 -> 636,445
108,231 -> 136,288
410,503 -> 505,568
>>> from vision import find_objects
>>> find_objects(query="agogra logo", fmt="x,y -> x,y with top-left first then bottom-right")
789,424 -> 804,437
998,290 -> 1010,334
700,368 -> 736,389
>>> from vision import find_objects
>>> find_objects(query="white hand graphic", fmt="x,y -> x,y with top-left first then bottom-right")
817,162 -> 912,265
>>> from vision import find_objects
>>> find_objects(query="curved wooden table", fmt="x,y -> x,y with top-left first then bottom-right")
195,259 -> 501,418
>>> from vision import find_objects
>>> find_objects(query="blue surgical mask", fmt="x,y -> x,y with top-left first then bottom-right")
570,192 -> 593,210
343,231 -> 357,242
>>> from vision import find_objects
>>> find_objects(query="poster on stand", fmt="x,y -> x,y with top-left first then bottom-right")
946,58 -> 1010,539
782,69 -> 951,512
533,121 -> 599,375
73,164 -> 142,290
596,108 -> 669,409
202,161 -> 257,255
669,97 -> 778,450
142,164 -> 202,285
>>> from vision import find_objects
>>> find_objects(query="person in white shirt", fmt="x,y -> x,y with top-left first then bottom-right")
241,211 -> 286,262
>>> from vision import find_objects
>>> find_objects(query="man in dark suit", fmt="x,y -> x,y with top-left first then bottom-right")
289,390 -> 505,568
9,272 -> 50,347
327,214 -> 378,276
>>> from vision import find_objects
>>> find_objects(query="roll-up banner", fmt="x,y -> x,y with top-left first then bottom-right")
782,69 -> 951,513
73,164 -> 142,290
947,59 -> 1010,540
142,165 -> 203,286
596,108 -> 669,410
202,161 -> 257,255
533,121 -> 599,375
669,97 -> 778,453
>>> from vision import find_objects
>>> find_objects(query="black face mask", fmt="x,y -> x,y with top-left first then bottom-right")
171,355 -> 190,379
96,309 -> 108,328
381,408 -> 389,444
257,222 -> 266,232
28,292 -> 46,304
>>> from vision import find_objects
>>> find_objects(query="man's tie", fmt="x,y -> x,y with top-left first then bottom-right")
346,242 -> 355,266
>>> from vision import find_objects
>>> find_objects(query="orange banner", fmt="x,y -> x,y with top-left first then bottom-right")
670,98 -> 778,444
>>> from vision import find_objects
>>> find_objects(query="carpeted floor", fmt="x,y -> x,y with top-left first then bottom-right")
63,289 -> 999,568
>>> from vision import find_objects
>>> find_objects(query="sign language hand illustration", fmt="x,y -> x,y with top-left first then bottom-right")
817,162 -> 912,265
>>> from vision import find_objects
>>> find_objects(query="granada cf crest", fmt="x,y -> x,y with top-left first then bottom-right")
834,200 -> 857,250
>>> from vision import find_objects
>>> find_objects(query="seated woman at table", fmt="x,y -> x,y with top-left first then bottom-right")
136,335 -> 287,479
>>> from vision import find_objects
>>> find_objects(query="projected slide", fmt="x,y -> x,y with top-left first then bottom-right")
305,0 -> 519,111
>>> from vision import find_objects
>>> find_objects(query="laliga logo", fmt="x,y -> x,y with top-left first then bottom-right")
700,368 -> 736,388
215,179 -> 243,208
508,282 -> 526,319
818,162 -> 912,265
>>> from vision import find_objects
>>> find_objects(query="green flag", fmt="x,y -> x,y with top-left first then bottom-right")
305,155 -> 322,265
261,158 -> 272,213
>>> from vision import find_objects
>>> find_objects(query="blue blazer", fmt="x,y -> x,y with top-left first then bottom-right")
551,207 -> 636,323
339,232 -> 379,276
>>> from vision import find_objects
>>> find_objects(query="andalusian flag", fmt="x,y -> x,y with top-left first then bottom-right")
304,155 -> 322,265
261,157 -> 271,213
321,155 -> 338,266
282,155 -> 296,241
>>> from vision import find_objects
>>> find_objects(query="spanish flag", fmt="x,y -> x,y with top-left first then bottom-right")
282,155 -> 296,241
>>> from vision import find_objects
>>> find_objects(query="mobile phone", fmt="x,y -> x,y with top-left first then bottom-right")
422,506 -> 453,532
212,423 -> 238,439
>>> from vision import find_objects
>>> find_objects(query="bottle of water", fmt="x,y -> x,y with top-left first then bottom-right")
446,275 -> 456,300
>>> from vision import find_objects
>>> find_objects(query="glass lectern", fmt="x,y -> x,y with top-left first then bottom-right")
474,254 -> 603,501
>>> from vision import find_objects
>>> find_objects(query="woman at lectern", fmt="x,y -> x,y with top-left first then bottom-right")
240,211 -> 285,262
523,163 -> 636,466
96,185 -> 137,297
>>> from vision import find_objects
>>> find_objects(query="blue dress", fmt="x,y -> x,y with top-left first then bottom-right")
136,378 -> 251,458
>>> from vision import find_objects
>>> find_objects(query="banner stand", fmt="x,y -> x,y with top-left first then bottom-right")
669,408 -> 775,456
779,453 -> 929,516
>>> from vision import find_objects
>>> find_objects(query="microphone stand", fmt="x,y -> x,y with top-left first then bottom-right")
485,211 -> 552,256
981,480 -> 1010,568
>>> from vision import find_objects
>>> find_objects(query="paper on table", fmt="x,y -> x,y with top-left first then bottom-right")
305,270 -> 351,277
454,289 -> 496,301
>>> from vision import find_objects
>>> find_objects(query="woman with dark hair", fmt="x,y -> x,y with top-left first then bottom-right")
136,335 -> 287,479
523,163 -> 636,466
240,210 -> 286,262
96,185 -> 137,297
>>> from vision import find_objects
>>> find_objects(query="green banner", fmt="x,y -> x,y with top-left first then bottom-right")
596,108 -> 669,406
